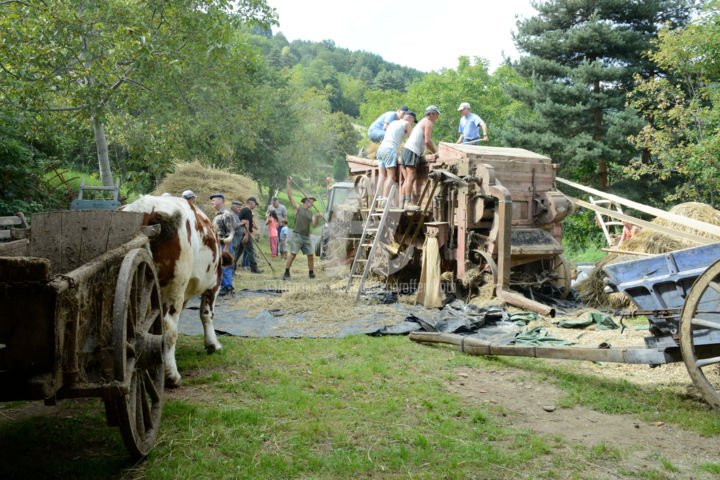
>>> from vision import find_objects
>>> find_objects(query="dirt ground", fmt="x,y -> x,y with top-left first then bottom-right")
448,365 -> 720,478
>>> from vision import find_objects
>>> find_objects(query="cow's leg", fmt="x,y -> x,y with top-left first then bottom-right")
200,288 -> 223,353
163,300 -> 184,387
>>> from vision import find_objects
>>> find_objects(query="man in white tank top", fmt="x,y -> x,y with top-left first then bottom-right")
376,112 -> 417,202
400,106 -> 439,209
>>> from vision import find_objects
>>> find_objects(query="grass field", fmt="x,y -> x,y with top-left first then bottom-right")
3,334 -> 720,479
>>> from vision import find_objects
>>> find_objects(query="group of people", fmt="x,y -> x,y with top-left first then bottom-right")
367,102 -> 488,209
173,179 -> 323,296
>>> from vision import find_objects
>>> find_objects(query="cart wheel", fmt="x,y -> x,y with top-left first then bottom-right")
111,247 -> 165,458
547,254 -> 571,299
680,258 -> 720,412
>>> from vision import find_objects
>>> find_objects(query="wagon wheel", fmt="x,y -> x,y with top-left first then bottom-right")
111,248 -> 165,458
680,258 -> 720,412
547,254 -> 571,299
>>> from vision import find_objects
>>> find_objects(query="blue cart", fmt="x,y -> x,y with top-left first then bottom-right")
411,243 -> 720,412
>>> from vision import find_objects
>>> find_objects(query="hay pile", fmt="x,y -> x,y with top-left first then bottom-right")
577,202 -> 720,309
153,161 -> 260,218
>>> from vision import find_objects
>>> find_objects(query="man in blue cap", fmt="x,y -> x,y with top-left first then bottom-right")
367,105 -> 409,143
210,193 -> 236,295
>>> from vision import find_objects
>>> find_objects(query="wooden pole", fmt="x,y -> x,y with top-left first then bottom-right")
557,177 -> 720,239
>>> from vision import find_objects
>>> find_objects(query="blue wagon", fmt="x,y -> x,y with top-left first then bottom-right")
411,243 -> 720,412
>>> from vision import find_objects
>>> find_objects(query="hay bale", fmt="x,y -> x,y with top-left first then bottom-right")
154,161 -> 260,218
576,202 -> 720,309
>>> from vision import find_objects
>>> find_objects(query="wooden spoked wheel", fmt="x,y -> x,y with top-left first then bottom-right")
546,254 -> 571,299
680,259 -> 720,412
111,248 -> 165,458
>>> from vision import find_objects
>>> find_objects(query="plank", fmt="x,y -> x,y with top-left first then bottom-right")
0,216 -> 22,227
0,239 -> 29,257
79,211 -> 109,265
569,196 -> 711,245
29,212 -> 63,275
557,177 -> 720,239
60,210 -> 85,273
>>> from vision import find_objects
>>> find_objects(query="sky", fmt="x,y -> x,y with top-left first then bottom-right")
267,0 -> 539,73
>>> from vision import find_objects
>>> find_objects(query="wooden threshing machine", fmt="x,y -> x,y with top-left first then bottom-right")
344,143 -> 572,316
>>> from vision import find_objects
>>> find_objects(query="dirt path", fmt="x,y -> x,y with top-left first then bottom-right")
448,365 -> 720,479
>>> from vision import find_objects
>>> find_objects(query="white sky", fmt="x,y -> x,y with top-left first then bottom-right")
267,0 -> 539,73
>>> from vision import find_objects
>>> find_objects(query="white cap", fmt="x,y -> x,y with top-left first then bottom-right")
161,192 -> 173,197
182,190 -> 196,199
458,102 -> 471,111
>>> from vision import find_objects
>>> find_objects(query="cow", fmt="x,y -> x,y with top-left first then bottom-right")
122,195 -> 232,386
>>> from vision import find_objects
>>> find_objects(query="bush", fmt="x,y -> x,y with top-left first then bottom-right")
562,209 -> 605,251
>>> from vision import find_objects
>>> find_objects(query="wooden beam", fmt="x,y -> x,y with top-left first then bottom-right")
601,248 -> 655,257
557,177 -> 720,239
0,216 -> 22,227
568,195 -> 712,245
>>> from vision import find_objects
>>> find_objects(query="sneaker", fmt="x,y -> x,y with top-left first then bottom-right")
283,271 -> 291,280
309,271 -> 316,279
218,287 -> 228,296
404,202 -> 420,211
250,269 -> 264,274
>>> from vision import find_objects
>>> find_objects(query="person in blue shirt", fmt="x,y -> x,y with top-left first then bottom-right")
456,102 -> 488,145
368,105 -> 409,143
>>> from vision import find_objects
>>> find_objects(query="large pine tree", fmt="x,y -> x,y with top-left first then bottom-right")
501,0 -> 693,187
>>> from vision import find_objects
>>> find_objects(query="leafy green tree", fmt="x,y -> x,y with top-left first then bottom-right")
0,0 -> 276,186
501,0 -> 693,187
360,57 -> 528,145
627,0 -> 720,205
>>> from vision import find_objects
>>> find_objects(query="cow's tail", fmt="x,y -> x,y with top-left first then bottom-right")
221,251 -> 233,267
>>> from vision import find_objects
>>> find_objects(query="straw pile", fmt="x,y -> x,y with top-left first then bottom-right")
366,143 -> 379,159
576,202 -> 720,309
226,286 -> 405,336
153,161 -> 260,217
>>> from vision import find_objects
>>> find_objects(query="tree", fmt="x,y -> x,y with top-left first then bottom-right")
627,0 -> 720,205
359,57 -> 528,145
501,0 -> 694,187
0,0 -> 276,186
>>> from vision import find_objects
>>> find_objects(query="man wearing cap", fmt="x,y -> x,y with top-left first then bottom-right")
367,105 -> 409,143
283,176 -> 322,280
400,106 -> 440,210
456,102 -> 488,145
376,111 -> 417,202
234,197 -> 263,274
210,193 -> 236,295
266,197 -> 287,223
229,200 -> 244,270
182,190 -> 196,206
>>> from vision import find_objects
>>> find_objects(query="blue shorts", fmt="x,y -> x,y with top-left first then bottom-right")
376,146 -> 398,168
368,127 -> 385,143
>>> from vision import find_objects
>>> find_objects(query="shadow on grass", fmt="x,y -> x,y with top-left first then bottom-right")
0,404 -> 137,479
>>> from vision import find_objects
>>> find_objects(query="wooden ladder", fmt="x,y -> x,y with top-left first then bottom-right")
346,184 -> 397,301
589,195 -> 625,246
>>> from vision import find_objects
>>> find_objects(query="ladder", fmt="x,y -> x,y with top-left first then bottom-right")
346,184 -> 397,300
589,195 -> 625,247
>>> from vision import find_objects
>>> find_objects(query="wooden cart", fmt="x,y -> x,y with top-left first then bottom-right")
411,243 -> 720,412
0,210 -> 165,458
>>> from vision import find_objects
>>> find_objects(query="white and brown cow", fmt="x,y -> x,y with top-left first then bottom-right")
122,195 -> 232,386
